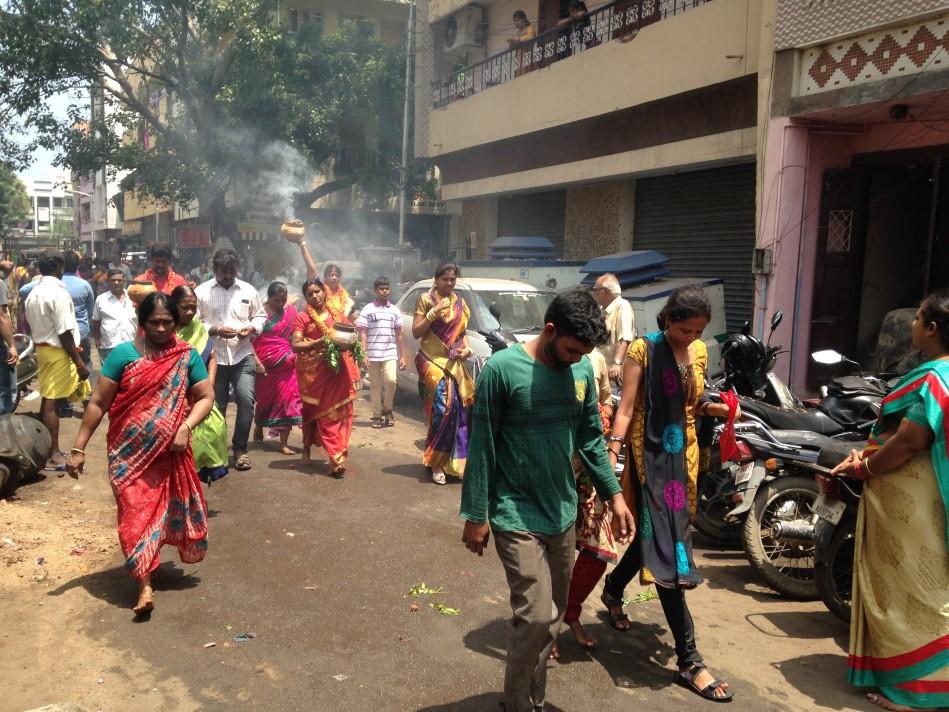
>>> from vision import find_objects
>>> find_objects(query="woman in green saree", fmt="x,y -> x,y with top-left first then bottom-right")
832,289 -> 949,712
169,285 -> 229,483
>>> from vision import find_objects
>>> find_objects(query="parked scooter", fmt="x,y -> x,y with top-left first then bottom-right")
13,333 -> 38,411
0,413 -> 52,497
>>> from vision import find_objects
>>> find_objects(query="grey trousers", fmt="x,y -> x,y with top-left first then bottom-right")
494,527 -> 575,712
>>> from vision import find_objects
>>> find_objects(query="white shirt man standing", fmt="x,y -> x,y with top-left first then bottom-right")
24,252 -> 90,470
592,273 -> 636,387
92,269 -> 137,364
194,249 -> 266,471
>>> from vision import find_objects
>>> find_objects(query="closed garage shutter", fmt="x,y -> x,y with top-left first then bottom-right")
634,163 -> 756,333
498,190 -> 567,257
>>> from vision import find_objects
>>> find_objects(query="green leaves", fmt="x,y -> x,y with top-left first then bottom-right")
0,0 -> 412,225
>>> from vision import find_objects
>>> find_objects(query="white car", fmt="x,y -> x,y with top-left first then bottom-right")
395,277 -> 557,394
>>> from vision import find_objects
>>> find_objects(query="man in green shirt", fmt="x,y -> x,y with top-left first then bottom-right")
461,289 -> 635,712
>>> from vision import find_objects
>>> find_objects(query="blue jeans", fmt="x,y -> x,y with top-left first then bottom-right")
214,355 -> 256,454
0,342 -> 15,415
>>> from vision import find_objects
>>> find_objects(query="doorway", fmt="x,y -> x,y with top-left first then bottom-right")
808,147 -> 948,385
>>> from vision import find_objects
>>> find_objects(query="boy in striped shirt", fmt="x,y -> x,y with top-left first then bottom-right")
356,277 -> 406,428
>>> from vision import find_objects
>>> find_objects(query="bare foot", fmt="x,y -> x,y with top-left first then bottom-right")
867,693 -> 934,712
548,642 -> 560,660
133,583 -> 154,617
253,427 -> 264,445
567,620 -> 597,648
300,453 -> 311,466
281,446 -> 296,456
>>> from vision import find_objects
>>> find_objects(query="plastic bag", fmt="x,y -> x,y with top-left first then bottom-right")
718,389 -> 741,464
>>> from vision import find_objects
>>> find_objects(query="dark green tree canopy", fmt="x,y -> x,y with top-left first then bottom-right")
0,162 -> 31,239
0,0 -> 414,227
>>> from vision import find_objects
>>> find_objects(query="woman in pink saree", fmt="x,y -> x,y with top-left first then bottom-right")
253,281 -> 302,455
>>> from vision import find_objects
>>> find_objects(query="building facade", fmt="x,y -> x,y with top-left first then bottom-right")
759,0 -> 949,389
13,172 -> 77,253
415,0 -> 770,331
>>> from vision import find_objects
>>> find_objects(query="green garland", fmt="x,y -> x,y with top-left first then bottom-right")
320,336 -> 367,373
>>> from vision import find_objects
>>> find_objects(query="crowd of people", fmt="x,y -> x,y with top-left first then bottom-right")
1,236 -> 946,711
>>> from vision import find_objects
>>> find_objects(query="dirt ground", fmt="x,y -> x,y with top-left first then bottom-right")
0,392 -> 874,712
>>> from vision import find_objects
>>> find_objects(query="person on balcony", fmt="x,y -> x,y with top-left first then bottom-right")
557,0 -> 593,56
509,10 -> 536,76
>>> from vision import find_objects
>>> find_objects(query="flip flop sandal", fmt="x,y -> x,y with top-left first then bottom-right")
234,453 -> 252,471
599,588 -> 631,632
384,413 -> 395,427
370,418 -> 384,429
675,664 -> 734,703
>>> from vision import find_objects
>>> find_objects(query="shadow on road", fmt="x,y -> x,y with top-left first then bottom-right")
463,616 -> 677,693
746,611 -> 849,646
771,652 -> 865,710
415,693 -> 566,711
46,562 -> 201,612
699,560 -> 792,603
381,462 -> 463,485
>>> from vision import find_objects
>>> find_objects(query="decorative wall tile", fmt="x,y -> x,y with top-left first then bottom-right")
776,0 -> 949,51
797,14 -> 949,94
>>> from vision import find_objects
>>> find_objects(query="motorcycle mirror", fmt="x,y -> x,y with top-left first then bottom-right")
811,349 -> 845,365
489,301 -> 502,323
741,320 -> 751,336
770,311 -> 783,332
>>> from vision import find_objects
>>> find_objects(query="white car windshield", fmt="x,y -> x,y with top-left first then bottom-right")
474,290 -> 556,332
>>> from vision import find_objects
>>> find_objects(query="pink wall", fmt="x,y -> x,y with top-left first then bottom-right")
757,117 -> 949,392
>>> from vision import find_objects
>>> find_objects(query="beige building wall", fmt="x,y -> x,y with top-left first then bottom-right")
427,0 -> 759,156
441,127 -> 757,201
563,181 -> 635,260
459,197 -> 499,258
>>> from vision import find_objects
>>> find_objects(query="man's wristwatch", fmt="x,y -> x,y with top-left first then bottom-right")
613,359 -> 623,366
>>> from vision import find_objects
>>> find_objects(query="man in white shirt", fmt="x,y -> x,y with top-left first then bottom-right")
24,252 -> 90,471
195,249 -> 266,471
92,269 -> 137,364
592,273 -> 636,392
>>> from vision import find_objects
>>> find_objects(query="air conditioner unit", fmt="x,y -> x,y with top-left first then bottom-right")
443,6 -> 483,56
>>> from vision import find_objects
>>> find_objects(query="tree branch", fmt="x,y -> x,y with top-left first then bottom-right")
293,177 -> 356,211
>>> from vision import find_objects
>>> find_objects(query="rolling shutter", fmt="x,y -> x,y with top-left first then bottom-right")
633,163 -> 756,333
498,190 -> 567,257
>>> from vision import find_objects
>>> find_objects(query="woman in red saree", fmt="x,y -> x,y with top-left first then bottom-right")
253,281 -> 303,455
66,292 -> 215,617
292,278 -> 359,477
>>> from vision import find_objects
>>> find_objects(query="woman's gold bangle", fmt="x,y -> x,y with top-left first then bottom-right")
426,309 -> 438,322
70,447 -> 85,455
183,422 -> 194,433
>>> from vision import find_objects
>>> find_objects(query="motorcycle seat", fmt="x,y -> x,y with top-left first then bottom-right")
739,398 -> 844,435
770,429 -> 839,451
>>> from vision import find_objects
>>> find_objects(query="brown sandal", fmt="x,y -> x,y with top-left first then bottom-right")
234,453 -> 252,471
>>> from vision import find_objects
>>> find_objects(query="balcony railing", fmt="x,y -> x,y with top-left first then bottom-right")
432,0 -> 710,109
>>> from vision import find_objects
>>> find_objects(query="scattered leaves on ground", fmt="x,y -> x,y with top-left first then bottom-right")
629,591 -> 659,604
408,582 -> 443,597
431,603 -> 460,616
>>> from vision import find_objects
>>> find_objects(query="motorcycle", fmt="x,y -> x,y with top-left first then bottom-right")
708,418 -> 829,599
470,302 -> 517,382
13,333 -> 38,411
717,311 -> 798,410
695,351 -> 884,547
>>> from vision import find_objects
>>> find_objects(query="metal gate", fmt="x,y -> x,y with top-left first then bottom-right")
498,190 -> 567,257
633,163 -> 756,333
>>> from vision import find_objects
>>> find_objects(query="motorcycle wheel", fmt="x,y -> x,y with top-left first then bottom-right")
743,474 -> 820,600
815,518 -> 855,623
694,458 -> 743,547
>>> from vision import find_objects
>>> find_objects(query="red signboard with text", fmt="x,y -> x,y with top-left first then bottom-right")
177,225 -> 211,249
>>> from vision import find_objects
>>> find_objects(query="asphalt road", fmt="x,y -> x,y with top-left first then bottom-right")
2,391 -> 870,712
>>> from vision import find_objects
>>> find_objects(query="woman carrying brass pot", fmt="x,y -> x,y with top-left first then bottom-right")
290,278 -> 360,478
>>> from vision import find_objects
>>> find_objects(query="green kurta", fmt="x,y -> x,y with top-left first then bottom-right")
460,344 -> 621,535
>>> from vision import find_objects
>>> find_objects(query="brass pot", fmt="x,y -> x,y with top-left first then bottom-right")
128,280 -> 157,304
280,219 -> 305,243
329,324 -> 357,351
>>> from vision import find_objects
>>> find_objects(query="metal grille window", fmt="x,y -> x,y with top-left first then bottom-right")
826,210 -> 853,253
